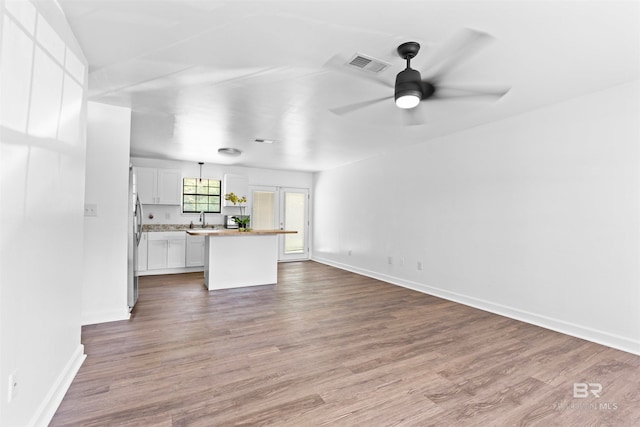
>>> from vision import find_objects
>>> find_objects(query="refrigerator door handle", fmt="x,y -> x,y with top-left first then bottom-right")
135,195 -> 143,246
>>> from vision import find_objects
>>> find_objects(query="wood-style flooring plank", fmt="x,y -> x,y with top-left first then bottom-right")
50,261 -> 640,426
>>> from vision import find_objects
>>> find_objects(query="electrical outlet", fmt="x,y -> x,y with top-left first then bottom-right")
7,372 -> 17,403
400,257 -> 405,266
84,204 -> 97,217
388,256 -> 393,265
165,212 -> 171,220
348,250 -> 352,256
417,261 -> 423,271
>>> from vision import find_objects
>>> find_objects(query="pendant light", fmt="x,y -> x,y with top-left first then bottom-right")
394,42 -> 422,110
198,162 -> 204,182
394,68 -> 422,109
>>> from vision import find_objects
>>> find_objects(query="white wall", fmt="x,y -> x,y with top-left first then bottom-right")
0,1 -> 88,425
82,102 -> 132,325
130,157 -> 313,226
313,80 -> 640,355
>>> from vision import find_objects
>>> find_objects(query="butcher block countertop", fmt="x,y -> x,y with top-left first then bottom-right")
186,229 -> 297,236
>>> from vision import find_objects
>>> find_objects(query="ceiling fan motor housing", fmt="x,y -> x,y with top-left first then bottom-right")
395,67 -> 423,103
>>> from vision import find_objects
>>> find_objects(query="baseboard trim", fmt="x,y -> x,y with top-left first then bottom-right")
138,266 -> 204,276
81,309 -> 130,326
29,344 -> 86,427
312,256 -> 640,356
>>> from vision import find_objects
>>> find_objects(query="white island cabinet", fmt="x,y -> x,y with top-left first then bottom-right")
187,229 -> 296,290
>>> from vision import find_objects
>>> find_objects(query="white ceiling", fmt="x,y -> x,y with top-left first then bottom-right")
58,0 -> 639,172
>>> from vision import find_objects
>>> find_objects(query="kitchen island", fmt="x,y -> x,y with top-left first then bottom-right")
185,229 -> 297,290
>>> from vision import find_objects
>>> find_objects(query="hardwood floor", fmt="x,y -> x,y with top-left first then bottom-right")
51,261 -> 640,426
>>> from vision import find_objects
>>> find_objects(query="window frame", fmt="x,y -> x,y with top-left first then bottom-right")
182,178 -> 222,214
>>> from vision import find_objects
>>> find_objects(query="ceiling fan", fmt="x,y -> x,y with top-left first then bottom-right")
328,28 -> 510,124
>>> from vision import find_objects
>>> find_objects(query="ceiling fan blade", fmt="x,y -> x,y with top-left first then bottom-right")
431,84 -> 510,101
330,96 -> 393,115
421,28 -> 495,82
323,54 -> 394,89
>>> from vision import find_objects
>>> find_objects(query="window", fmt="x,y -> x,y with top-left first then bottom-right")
182,178 -> 221,213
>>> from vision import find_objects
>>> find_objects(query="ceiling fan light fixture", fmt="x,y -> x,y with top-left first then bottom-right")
218,147 -> 242,156
395,93 -> 421,109
394,67 -> 422,109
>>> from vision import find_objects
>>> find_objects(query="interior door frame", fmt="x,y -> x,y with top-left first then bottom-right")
250,185 -> 310,262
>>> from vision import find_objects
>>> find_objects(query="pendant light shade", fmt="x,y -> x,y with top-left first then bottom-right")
395,93 -> 421,109
394,67 -> 422,109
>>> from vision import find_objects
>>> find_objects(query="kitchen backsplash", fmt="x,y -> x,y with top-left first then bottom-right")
141,204 -> 226,227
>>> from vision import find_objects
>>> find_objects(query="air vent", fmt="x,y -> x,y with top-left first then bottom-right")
346,53 -> 390,74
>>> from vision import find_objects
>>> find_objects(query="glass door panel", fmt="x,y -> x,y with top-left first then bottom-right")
250,186 -> 309,261
280,188 -> 309,260
251,188 -> 276,230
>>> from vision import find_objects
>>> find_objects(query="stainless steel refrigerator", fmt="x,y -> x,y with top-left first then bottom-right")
127,165 -> 143,310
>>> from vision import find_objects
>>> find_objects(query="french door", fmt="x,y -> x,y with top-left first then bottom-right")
250,186 -> 309,261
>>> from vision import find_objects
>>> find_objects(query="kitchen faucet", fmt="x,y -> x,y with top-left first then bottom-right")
199,211 -> 206,227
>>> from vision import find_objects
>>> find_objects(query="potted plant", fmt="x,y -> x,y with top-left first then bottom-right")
224,192 -> 251,231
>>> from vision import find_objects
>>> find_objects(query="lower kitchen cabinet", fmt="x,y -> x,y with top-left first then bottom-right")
137,232 -> 148,272
147,231 -> 186,270
167,236 -> 186,268
139,230 -> 205,275
147,239 -> 168,270
186,234 -> 205,267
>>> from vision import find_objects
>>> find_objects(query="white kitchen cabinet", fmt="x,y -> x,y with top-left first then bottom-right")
222,174 -> 249,206
167,236 -> 186,268
137,232 -> 148,272
147,231 -> 185,270
135,167 -> 156,205
135,167 -> 182,205
147,240 -> 168,270
158,169 -> 182,205
186,234 -> 205,267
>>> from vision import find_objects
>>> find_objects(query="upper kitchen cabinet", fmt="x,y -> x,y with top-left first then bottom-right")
136,167 -> 182,205
222,174 -> 249,207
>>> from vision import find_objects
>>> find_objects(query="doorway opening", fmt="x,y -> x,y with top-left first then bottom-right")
251,186 -> 309,261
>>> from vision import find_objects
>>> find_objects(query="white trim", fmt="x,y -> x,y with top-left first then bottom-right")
312,256 -> 640,356
138,266 -> 203,276
29,344 -> 86,427
81,309 -> 130,326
